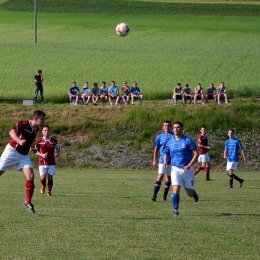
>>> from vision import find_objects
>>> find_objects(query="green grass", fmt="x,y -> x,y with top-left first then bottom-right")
1,168 -> 259,259
0,1 -> 260,102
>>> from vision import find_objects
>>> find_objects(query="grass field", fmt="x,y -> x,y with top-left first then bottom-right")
0,168 -> 259,259
0,1 -> 260,101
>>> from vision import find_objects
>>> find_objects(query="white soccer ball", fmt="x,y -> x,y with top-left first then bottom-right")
116,22 -> 130,37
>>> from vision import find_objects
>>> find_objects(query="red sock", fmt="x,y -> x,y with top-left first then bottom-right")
194,165 -> 203,175
25,180 -> 35,204
205,167 -> 210,180
48,180 -> 53,192
40,179 -> 46,188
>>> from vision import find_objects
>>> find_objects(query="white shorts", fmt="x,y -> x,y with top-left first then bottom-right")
170,165 -> 195,189
0,144 -> 33,171
158,163 -> 171,176
39,165 -> 56,176
226,162 -> 238,171
198,153 -> 210,163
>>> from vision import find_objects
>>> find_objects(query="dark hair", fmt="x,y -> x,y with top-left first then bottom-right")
163,120 -> 171,126
228,128 -> 234,133
173,121 -> 183,128
94,83 -> 98,87
102,81 -> 106,84
177,83 -> 181,86
38,70 -> 42,73
33,110 -> 46,118
111,81 -> 115,84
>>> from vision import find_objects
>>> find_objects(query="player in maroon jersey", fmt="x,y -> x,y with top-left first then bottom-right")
0,110 -> 46,213
34,126 -> 60,197
194,126 -> 211,180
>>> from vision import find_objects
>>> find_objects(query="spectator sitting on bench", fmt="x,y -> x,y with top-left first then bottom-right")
173,83 -> 183,104
92,83 -> 99,106
108,81 -> 120,106
121,81 -> 131,105
100,81 -> 108,106
81,82 -> 91,105
217,82 -> 228,104
130,82 -> 143,105
68,81 -> 79,106
206,83 -> 217,103
182,84 -> 194,104
194,83 -> 204,105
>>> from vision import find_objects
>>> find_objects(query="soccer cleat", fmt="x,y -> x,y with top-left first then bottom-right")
151,196 -> 156,202
41,186 -> 45,194
173,210 -> 179,217
206,178 -> 211,181
47,191 -> 52,197
239,179 -> 244,188
225,101 -> 228,104
23,201 -> 35,213
227,185 -> 233,189
193,195 -> 199,203
162,198 -> 167,202
202,102 -> 204,105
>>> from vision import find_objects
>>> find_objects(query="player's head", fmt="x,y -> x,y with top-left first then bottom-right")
102,81 -> 106,86
32,110 -> 46,127
163,121 -> 171,133
38,69 -> 42,74
227,128 -> 235,139
42,125 -> 50,137
200,126 -> 206,135
173,122 -> 183,136
94,82 -> 98,87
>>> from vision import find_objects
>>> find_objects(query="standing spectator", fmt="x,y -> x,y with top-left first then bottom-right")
194,83 -> 204,105
68,82 -> 79,106
92,83 -> 99,106
194,126 -> 211,181
224,129 -> 247,189
173,83 -> 183,104
34,69 -> 44,104
35,125 -> 60,197
100,81 -> 108,106
108,81 -> 120,106
151,121 -> 174,202
182,84 -> 194,104
206,83 -> 217,103
81,82 -> 91,105
121,81 -> 131,105
217,82 -> 228,104
0,110 -> 46,213
163,122 -> 199,217
130,82 -> 143,105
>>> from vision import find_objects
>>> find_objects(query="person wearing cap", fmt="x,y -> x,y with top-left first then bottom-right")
182,84 -> 194,104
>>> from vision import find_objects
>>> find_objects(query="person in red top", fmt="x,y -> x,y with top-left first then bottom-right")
35,126 -> 60,197
194,126 -> 211,180
0,110 -> 46,213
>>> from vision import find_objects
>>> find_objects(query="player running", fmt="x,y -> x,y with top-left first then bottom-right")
151,121 -> 174,202
163,122 -> 199,217
0,110 -> 46,213
35,126 -> 60,196
224,129 -> 247,189
194,126 -> 211,181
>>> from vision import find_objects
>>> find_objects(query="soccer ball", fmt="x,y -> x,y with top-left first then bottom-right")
116,23 -> 130,37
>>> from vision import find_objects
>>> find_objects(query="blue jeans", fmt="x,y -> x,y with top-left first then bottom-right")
34,85 -> 44,103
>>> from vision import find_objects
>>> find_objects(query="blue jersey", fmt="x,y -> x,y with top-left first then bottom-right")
130,86 -> 141,95
224,138 -> 243,162
164,135 -> 197,168
154,131 -> 174,164
69,86 -> 79,95
108,86 -> 119,95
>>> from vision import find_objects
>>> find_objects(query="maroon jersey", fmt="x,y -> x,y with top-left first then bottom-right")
9,120 -> 39,155
198,134 -> 208,155
35,137 -> 58,166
